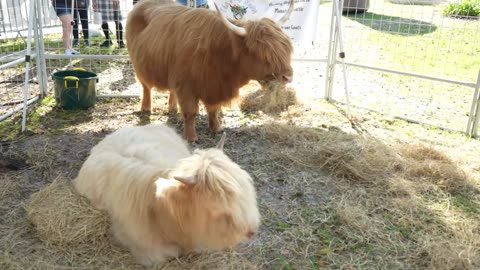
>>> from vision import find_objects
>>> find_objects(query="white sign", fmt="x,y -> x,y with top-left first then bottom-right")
208,0 -> 320,44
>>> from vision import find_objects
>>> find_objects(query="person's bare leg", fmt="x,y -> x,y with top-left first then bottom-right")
59,14 -> 73,50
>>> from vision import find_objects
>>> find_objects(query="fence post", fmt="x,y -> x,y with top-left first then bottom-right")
468,69 -> 480,137
325,0 -> 340,101
21,0 -> 36,132
34,0 -> 48,96
34,3 -> 43,96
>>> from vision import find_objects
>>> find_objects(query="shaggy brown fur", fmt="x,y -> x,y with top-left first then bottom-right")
126,0 -> 294,141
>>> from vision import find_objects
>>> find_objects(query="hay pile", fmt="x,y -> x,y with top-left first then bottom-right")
261,123 -> 475,190
240,80 -> 297,113
25,177 -> 110,248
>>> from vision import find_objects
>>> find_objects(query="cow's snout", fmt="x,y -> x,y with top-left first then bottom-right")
282,75 -> 293,84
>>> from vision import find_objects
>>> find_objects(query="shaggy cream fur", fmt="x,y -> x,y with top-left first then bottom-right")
73,124 -> 260,265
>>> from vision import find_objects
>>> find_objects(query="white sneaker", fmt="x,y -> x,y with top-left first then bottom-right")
65,48 -> 79,55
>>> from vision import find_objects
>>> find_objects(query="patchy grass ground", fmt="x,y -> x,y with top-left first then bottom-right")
0,1 -> 479,268
1,80 -> 479,269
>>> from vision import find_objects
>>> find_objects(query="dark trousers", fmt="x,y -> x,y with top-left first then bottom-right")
73,5 -> 89,41
101,10 -> 123,42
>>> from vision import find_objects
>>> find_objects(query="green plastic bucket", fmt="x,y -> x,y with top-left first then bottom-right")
52,69 -> 98,110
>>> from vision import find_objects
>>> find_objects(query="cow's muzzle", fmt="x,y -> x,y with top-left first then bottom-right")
282,75 -> 293,84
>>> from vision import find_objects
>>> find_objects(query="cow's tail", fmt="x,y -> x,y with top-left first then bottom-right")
126,0 -> 174,42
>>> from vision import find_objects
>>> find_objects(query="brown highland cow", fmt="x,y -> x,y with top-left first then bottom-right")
126,0 -> 294,141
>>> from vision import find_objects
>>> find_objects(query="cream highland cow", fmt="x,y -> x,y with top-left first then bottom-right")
73,124 -> 260,266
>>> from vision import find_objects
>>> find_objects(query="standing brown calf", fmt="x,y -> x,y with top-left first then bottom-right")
126,0 -> 294,141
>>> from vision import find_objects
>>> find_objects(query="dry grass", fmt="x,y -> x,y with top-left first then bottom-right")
259,121 -> 480,269
25,176 -> 110,248
240,80 -> 298,114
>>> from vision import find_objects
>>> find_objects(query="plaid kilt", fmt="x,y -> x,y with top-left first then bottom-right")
97,0 -> 123,22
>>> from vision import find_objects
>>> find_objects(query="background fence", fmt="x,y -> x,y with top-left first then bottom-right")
1,0 -> 479,137
327,0 -> 480,136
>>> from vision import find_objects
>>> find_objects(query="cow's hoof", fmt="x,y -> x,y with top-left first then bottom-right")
187,137 -> 198,143
209,121 -> 223,133
168,105 -> 178,113
184,134 -> 198,143
209,126 -> 223,133
141,106 -> 152,113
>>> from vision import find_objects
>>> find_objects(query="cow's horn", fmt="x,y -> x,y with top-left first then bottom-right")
216,132 -> 227,150
174,176 -> 196,185
214,2 -> 247,36
277,0 -> 295,25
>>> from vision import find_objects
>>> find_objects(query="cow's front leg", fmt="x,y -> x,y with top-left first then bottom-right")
205,104 -> 222,133
168,92 -> 178,113
141,83 -> 152,112
178,97 -> 199,142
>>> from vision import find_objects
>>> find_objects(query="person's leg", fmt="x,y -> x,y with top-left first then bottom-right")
58,14 -> 78,54
100,22 -> 113,47
53,1 -> 78,54
114,15 -> 124,48
72,9 -> 79,46
78,6 -> 90,45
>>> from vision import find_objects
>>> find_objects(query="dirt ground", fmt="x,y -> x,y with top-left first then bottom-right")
1,73 -> 479,269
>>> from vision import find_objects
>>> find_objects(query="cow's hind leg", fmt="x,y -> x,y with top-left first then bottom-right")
141,83 -> 152,112
177,95 -> 199,142
205,104 -> 222,133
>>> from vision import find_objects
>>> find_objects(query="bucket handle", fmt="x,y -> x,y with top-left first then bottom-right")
64,76 -> 80,88
72,67 -> 99,83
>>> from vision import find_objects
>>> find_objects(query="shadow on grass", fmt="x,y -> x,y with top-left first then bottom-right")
235,122 -> 479,269
345,12 -> 437,35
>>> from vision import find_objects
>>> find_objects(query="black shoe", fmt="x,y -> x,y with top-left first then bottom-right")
100,40 -> 113,47
118,40 -> 125,48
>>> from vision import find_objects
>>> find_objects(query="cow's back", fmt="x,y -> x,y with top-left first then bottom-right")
126,1 -> 246,105
73,124 -> 191,210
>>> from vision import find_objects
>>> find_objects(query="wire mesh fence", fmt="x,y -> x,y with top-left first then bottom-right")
41,0 -> 138,97
326,0 -> 480,135
0,0 -> 43,123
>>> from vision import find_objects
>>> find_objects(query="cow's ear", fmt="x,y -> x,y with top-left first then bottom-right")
173,176 -> 196,185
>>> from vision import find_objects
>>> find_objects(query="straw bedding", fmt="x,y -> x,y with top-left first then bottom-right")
25,176 -> 110,248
